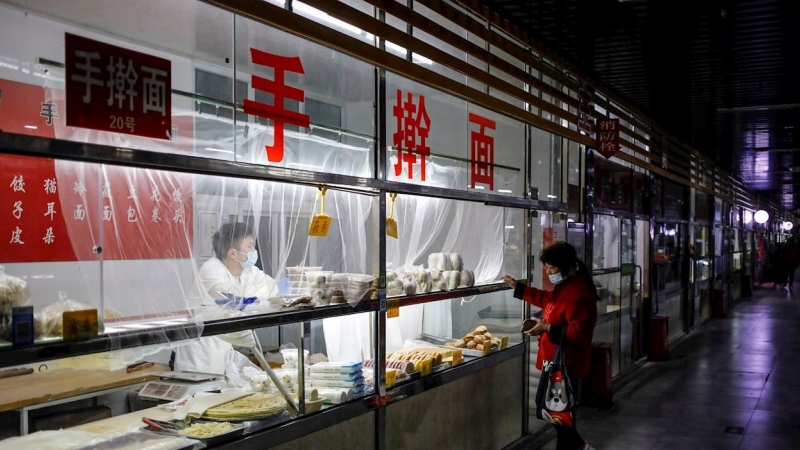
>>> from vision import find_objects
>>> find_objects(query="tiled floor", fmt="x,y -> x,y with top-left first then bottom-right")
535,285 -> 800,450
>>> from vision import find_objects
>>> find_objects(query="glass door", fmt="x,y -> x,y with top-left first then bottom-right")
690,225 -> 712,326
654,222 -> 685,338
592,214 -> 644,375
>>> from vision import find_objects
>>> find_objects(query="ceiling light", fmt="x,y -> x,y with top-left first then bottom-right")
498,189 -> 512,194
24,125 -> 37,129
505,226 -> 514,229
754,210 -> 769,224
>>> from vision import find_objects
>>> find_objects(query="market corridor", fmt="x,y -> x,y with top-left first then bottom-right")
535,287 -> 800,450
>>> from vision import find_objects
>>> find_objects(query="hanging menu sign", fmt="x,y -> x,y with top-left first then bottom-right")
65,33 -> 172,140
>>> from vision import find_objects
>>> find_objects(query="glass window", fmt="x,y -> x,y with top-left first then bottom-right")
0,0 -> 234,159
233,15 -> 375,177
530,128 -> 564,202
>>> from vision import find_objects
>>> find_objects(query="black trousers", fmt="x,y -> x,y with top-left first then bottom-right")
554,375 -> 584,450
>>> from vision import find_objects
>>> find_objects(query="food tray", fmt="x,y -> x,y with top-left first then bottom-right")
419,333 -> 497,358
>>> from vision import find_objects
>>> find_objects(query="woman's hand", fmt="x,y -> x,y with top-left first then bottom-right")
529,318 -> 551,336
502,275 -> 517,289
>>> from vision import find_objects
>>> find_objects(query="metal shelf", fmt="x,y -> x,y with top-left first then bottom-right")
390,282 -> 512,308
0,285 -> 514,368
0,301 -> 377,369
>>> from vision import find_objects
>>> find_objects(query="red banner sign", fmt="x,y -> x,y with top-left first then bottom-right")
2,154 -> 193,263
65,33 -> 172,140
468,112 -> 496,190
393,90 -> 431,181
596,118 -> 620,159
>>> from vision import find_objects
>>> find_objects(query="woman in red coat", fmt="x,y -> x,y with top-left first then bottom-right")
504,241 -> 598,450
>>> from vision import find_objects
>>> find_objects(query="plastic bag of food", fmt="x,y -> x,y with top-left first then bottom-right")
396,266 -> 419,297
414,268 -> 432,293
427,253 -> 452,272
0,266 -> 31,316
39,291 -> 123,337
343,274 -> 376,307
225,348 -> 269,390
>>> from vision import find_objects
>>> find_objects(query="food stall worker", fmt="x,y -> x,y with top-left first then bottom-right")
176,223 -> 279,374
197,222 -> 279,303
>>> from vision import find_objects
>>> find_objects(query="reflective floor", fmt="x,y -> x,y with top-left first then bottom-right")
536,285 -> 800,450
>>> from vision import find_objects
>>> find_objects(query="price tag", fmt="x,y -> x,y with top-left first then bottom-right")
500,336 -> 509,350
386,193 -> 399,239
385,369 -> 396,388
309,214 -> 332,237
386,217 -> 398,239
387,299 -> 400,318
482,340 -> 492,356
308,186 -> 332,237
451,349 -> 463,366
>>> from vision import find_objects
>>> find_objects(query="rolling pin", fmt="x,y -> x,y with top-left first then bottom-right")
0,368 -> 34,379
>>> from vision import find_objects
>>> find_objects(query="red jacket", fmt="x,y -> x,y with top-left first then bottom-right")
514,274 -> 598,379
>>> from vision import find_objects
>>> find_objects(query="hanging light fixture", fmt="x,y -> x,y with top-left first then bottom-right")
783,221 -> 794,231
754,210 -> 770,224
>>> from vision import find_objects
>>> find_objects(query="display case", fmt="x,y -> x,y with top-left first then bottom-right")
0,0 -> 565,446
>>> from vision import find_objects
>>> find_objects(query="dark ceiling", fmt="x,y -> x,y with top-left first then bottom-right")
483,0 -> 800,210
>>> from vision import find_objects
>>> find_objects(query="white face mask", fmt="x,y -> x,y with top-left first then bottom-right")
548,272 -> 564,285
235,249 -> 259,269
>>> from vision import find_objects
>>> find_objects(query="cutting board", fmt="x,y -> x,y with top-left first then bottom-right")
0,363 -> 168,412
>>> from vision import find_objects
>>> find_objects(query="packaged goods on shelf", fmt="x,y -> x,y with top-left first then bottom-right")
459,270 -> 475,288
427,253 -> 452,272
0,266 -> 30,315
317,387 -> 353,405
443,271 -> 461,291
38,291 -> 122,337
309,361 -> 363,373
448,253 -> 464,272
310,376 -> 364,389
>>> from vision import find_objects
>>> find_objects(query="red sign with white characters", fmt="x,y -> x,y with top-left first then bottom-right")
243,48 -> 311,163
1,154 -> 193,263
2,156 -> 78,262
393,90 -> 431,181
468,112 -> 496,190
65,33 -> 172,140
596,118 -> 620,159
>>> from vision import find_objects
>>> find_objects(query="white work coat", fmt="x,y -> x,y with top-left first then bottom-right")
176,258 -> 280,374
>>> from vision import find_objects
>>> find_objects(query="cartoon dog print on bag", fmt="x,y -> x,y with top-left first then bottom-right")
545,371 -> 569,412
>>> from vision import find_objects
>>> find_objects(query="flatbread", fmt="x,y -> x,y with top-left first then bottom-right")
203,392 -> 287,421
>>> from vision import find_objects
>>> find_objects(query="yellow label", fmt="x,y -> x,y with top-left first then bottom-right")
500,336 -> 509,350
308,214 -> 332,237
386,217 -> 398,239
482,341 -> 492,356
387,299 -> 400,318
385,369 -> 396,388
62,309 -> 99,341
